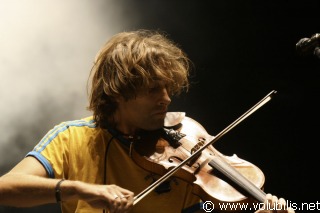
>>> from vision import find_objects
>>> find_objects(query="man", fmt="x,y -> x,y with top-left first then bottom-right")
0,29 -> 294,213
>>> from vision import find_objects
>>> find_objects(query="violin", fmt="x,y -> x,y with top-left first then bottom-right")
130,90 -> 277,212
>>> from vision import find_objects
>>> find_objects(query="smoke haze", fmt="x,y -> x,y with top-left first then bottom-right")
0,0 -> 136,173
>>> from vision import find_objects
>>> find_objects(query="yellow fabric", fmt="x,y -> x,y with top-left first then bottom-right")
29,116 -> 200,213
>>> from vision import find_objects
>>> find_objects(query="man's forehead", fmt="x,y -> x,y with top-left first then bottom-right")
150,79 -> 168,85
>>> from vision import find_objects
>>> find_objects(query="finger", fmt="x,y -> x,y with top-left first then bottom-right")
278,198 -> 288,213
118,187 -> 134,197
264,193 -> 273,210
107,193 -> 125,212
257,193 -> 271,213
118,189 -> 134,208
287,207 -> 295,213
120,194 -> 129,199
279,198 -> 295,213
106,186 -> 134,212
117,194 -> 133,213
120,194 -> 134,212
271,195 -> 279,213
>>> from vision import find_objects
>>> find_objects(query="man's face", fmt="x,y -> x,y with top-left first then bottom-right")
114,81 -> 172,134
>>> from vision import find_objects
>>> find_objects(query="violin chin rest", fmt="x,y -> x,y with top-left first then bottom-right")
164,112 -> 186,128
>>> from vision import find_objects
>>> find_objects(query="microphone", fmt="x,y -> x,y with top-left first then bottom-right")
296,33 -> 320,59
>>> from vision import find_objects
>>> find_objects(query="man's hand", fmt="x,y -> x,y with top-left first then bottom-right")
255,193 -> 295,213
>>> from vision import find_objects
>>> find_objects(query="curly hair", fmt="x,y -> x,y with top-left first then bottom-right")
87,29 -> 191,128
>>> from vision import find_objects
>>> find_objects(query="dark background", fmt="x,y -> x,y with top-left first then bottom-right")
133,0 -> 319,208
1,1 -> 319,212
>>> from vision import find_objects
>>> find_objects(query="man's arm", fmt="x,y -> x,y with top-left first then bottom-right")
0,156 -> 134,212
0,156 -> 61,207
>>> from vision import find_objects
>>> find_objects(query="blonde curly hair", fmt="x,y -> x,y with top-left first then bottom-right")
87,29 -> 191,128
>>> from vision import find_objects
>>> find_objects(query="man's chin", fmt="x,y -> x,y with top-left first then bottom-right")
145,119 -> 165,131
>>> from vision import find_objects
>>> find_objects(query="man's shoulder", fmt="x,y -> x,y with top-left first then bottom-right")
80,115 -> 95,123
57,116 -> 97,132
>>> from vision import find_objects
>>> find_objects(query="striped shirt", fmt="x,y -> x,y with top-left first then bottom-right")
27,116 -> 200,213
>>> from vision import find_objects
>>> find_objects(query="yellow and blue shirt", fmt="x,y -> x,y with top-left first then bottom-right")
27,116 -> 200,213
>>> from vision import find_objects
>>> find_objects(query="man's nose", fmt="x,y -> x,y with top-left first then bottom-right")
159,88 -> 171,106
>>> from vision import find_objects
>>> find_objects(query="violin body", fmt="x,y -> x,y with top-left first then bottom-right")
132,112 -> 265,212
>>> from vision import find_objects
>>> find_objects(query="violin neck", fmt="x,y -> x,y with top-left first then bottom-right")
208,155 -> 266,203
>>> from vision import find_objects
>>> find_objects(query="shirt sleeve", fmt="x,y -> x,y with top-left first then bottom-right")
26,121 -> 70,179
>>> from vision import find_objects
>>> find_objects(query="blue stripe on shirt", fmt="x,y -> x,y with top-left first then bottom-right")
34,119 -> 95,152
26,118 -> 96,178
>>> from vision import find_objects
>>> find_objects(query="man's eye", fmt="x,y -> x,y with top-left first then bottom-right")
148,86 -> 159,93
